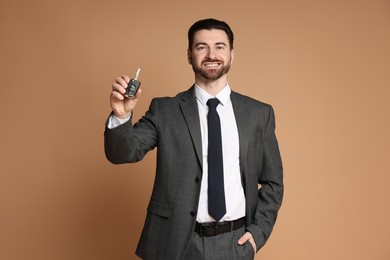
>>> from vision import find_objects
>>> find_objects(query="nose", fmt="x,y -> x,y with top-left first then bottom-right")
206,48 -> 217,60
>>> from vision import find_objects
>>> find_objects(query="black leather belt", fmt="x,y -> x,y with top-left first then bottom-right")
194,217 -> 245,237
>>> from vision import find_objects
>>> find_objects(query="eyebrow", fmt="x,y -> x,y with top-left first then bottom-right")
195,42 -> 227,47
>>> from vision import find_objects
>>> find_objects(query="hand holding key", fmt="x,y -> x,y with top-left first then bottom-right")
110,69 -> 142,119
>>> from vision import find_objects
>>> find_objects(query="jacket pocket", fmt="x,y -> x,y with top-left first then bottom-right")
147,200 -> 172,218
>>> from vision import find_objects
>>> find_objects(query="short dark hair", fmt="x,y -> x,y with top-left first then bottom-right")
188,18 -> 234,50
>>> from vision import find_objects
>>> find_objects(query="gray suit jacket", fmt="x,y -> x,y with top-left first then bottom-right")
104,86 -> 283,259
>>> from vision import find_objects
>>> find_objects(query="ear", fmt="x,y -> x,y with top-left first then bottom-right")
187,49 -> 192,64
230,49 -> 235,65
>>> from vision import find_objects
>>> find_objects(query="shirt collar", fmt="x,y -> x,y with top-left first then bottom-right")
194,83 -> 231,107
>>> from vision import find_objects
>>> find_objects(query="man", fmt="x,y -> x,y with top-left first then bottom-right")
105,18 -> 283,260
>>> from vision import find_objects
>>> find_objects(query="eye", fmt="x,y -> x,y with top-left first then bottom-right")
196,45 -> 207,51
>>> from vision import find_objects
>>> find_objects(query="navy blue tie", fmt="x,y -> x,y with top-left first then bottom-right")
207,98 -> 226,221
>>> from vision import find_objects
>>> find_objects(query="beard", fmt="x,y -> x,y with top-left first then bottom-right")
191,58 -> 231,80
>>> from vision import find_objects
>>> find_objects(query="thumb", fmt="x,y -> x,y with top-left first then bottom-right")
238,232 -> 252,245
123,88 -> 142,112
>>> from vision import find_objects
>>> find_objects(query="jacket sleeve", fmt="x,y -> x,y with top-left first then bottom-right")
246,106 -> 284,251
104,99 -> 159,164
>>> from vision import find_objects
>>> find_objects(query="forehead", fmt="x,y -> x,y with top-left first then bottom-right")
193,29 -> 229,45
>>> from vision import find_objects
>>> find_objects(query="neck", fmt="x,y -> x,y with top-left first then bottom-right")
195,75 -> 228,96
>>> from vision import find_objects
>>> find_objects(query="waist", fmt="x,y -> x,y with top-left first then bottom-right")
194,217 -> 245,237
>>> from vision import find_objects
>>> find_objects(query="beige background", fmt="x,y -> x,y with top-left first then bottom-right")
1,0 -> 389,259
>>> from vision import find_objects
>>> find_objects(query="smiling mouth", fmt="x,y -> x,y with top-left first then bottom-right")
203,62 -> 221,67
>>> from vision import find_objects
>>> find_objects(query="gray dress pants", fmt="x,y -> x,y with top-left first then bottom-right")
183,226 -> 255,260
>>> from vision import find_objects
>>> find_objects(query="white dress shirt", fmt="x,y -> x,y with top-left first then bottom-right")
107,84 -> 246,222
194,84 -> 245,223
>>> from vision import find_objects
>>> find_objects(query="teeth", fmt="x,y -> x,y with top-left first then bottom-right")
205,63 -> 219,67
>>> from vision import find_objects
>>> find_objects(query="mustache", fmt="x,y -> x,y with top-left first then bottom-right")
202,58 -> 222,63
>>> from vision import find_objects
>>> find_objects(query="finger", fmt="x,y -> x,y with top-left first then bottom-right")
122,75 -> 130,84
238,232 -> 252,245
123,88 -> 142,108
238,232 -> 257,254
116,76 -> 129,88
111,90 -> 124,101
124,88 -> 142,104
112,82 -> 126,94
248,237 -> 257,253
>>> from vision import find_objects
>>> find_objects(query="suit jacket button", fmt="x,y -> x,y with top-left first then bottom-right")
190,211 -> 196,217
195,177 -> 200,183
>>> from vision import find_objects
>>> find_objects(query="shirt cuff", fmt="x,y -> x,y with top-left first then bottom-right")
107,114 -> 131,129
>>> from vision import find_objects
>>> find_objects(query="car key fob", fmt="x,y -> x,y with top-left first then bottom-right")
125,68 -> 141,98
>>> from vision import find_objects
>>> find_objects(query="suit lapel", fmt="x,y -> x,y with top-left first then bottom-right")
231,92 -> 249,183
179,86 -> 203,168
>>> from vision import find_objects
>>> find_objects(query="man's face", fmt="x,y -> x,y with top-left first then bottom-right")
188,29 -> 234,81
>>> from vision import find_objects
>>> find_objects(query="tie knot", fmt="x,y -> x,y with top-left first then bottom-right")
207,98 -> 220,109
